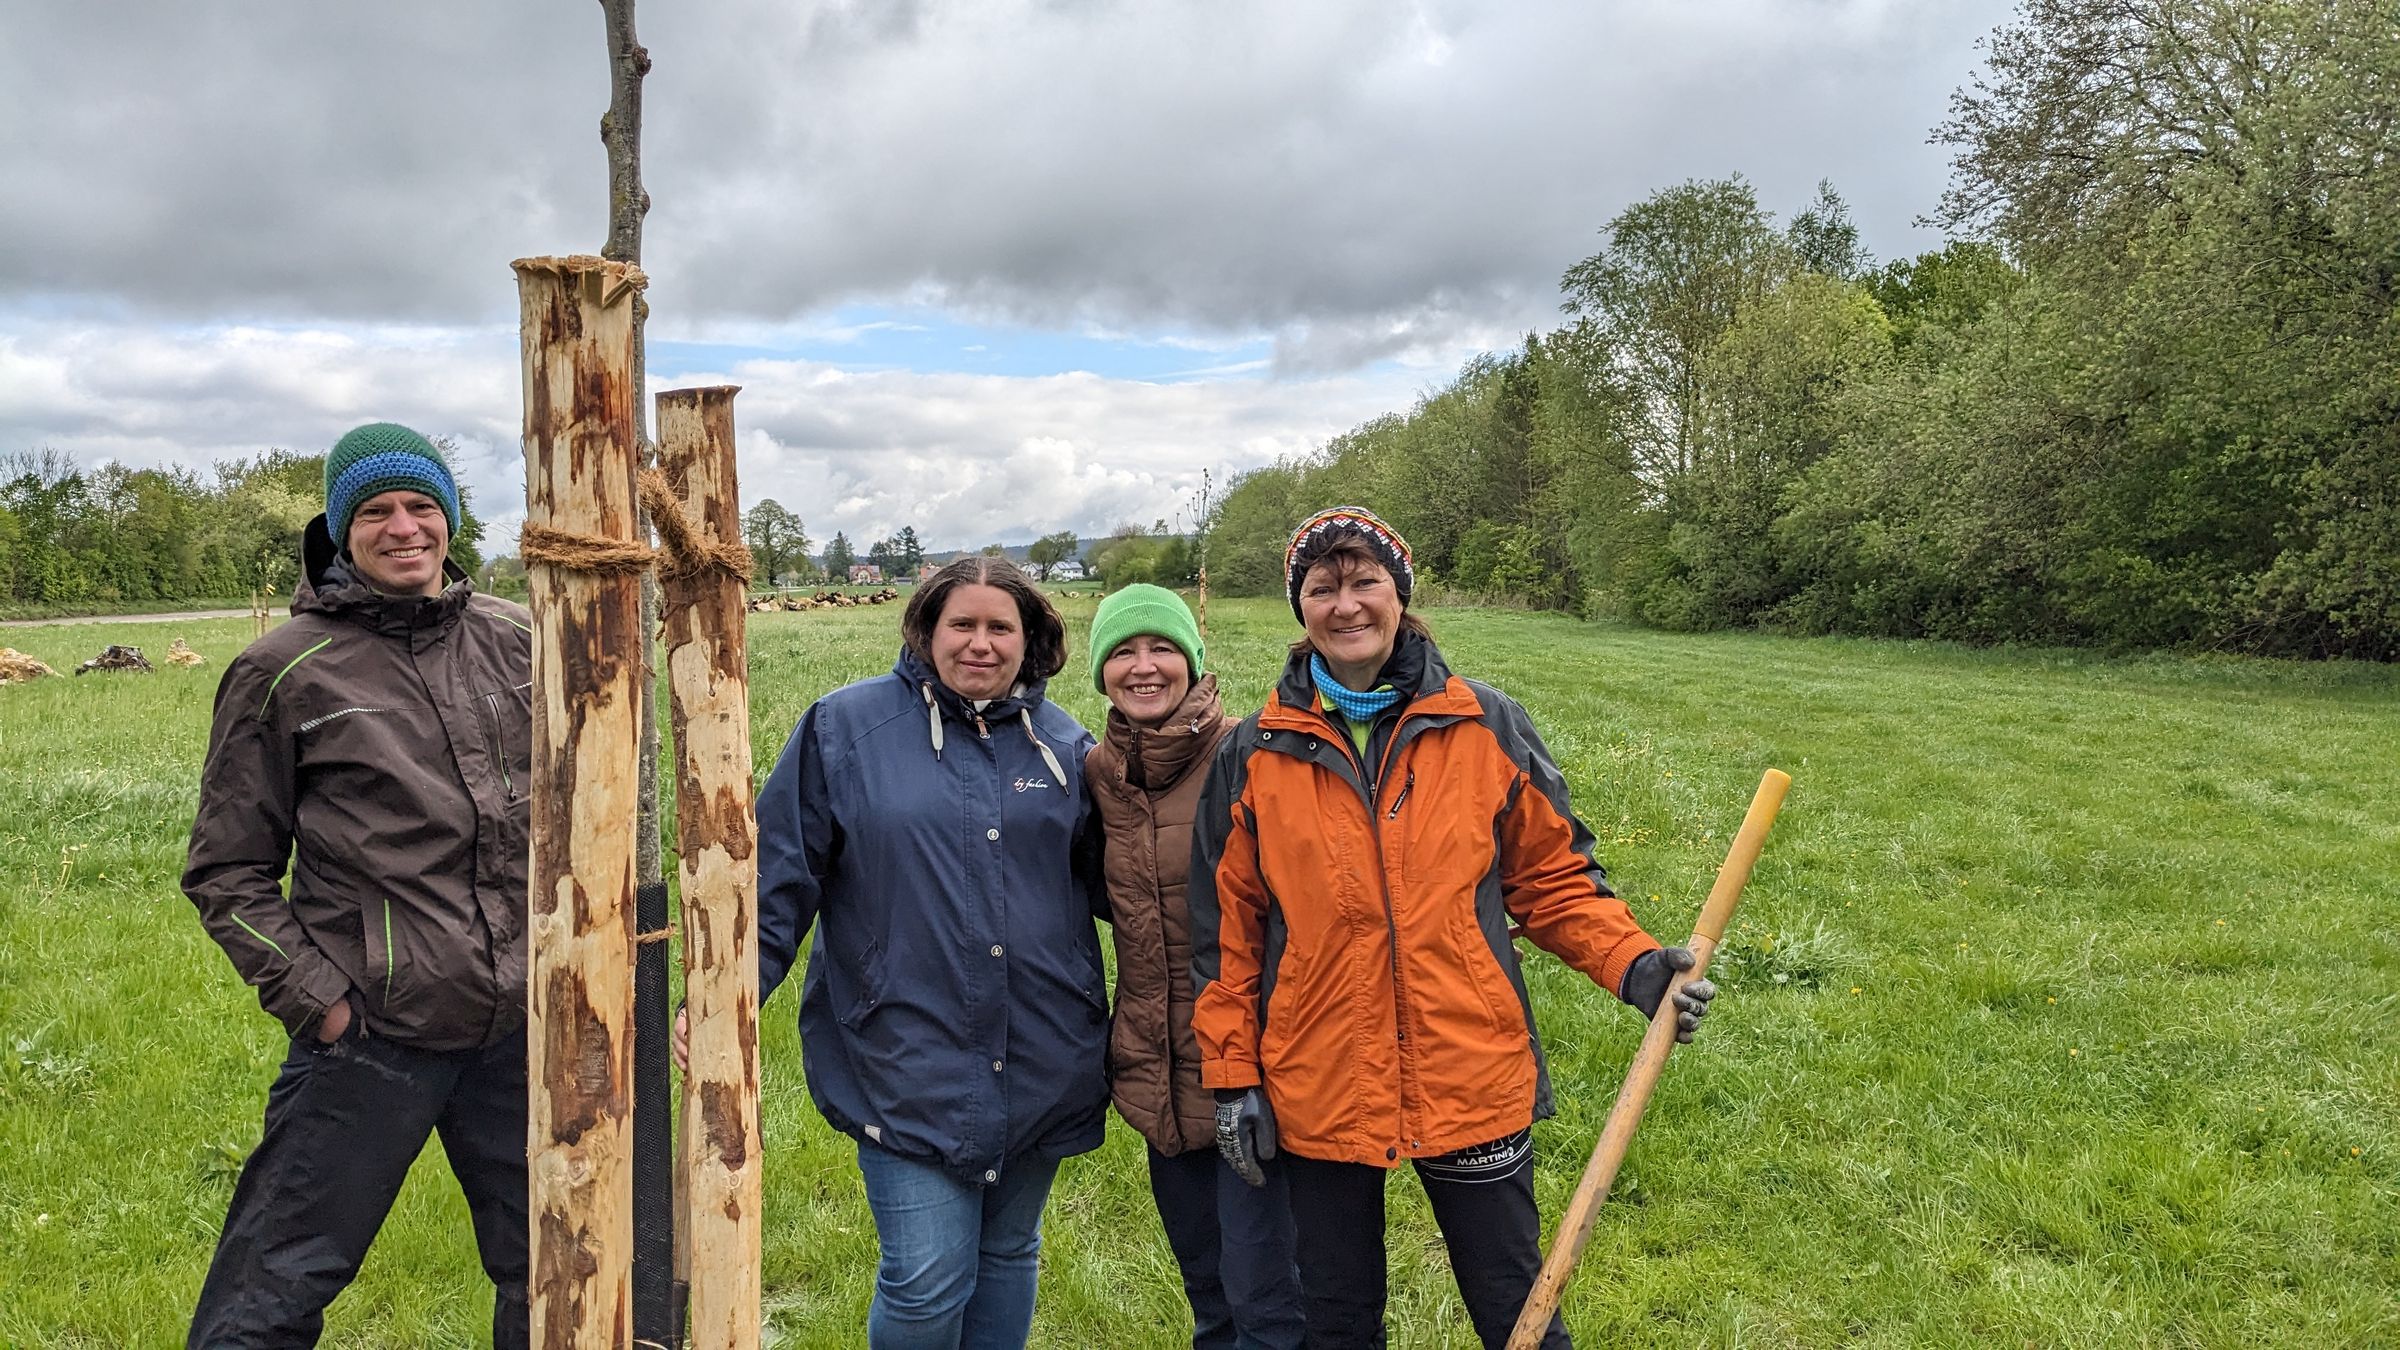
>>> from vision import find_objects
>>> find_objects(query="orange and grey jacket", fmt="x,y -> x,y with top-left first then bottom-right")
1189,634 -> 1660,1168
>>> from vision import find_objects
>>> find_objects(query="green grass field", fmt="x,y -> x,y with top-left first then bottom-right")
3,600 -> 2395,1347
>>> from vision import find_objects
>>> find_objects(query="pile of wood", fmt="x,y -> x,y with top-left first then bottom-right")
165,638 -> 206,667
746,587 -> 903,613
0,648 -> 58,684
75,644 -> 154,675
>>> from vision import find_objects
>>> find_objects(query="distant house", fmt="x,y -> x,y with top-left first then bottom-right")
919,563 -> 941,582
849,563 -> 883,584
1049,560 -> 1087,581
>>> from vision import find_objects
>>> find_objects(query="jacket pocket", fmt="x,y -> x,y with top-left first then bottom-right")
1396,785 -> 1497,887
474,682 -> 532,804
362,896 -> 397,1013
835,937 -> 885,1028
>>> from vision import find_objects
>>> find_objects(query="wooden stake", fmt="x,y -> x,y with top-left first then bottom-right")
517,253 -> 647,1350
1505,768 -> 1792,1350
655,386 -> 763,1350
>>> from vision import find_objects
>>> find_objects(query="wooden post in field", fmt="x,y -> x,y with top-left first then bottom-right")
517,253 -> 647,1348
652,386 -> 763,1349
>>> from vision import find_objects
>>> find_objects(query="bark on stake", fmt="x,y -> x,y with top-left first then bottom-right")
517,253 -> 647,1350
1505,768 -> 1792,1350
655,387 -> 764,1350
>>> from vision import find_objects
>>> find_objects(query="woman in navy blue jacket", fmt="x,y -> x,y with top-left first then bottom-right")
756,556 -> 1107,1348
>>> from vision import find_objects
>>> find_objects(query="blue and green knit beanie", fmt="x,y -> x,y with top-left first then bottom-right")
323,422 -> 460,543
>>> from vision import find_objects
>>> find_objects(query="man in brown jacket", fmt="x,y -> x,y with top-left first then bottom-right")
182,423 -> 532,1349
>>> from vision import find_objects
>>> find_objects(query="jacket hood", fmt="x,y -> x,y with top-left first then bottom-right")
893,644 -> 1073,792
297,511 -> 474,636
1274,626 -> 1450,711
893,643 -> 1051,723
1097,673 -> 1226,796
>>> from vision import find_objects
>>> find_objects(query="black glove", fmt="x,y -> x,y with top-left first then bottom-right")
1618,947 -> 1715,1043
1213,1087 -> 1277,1187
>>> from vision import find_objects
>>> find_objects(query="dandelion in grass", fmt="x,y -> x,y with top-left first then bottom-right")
2068,1048 -> 2079,1058
1850,986 -> 1863,996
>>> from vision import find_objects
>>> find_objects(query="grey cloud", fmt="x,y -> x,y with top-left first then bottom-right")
8,0 -> 2013,358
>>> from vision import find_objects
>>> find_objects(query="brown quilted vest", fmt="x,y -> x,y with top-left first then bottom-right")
1085,674 -> 1233,1155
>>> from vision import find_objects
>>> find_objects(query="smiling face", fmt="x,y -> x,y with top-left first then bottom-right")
1100,635 -> 1193,729
930,583 -> 1027,701
1299,556 -> 1403,688
345,489 -> 451,597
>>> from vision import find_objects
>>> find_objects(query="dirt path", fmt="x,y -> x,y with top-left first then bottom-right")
0,608 -> 254,629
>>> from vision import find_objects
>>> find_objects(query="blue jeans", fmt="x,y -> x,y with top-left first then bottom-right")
855,1141 -> 1063,1349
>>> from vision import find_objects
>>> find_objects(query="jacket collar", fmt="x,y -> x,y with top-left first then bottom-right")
295,512 -> 475,639
1097,674 -> 1225,795
1262,628 -> 1476,732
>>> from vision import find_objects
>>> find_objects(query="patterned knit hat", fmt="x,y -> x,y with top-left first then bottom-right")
323,423 -> 460,544
1285,506 -> 1414,621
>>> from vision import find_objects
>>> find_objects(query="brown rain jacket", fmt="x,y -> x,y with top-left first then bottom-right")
1087,676 -> 1236,1157
183,517 -> 533,1051
1190,634 -> 1660,1168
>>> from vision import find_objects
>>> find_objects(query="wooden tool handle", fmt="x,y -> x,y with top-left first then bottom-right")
1505,768 -> 1790,1350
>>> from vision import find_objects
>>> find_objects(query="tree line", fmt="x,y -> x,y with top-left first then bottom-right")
1202,1 -> 2398,659
0,448 -> 486,609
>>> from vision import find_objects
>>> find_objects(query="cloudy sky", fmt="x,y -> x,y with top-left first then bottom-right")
2,0 -> 2014,553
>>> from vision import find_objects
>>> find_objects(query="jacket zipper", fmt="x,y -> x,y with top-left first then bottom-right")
481,692 -> 517,801
1318,701 -> 1420,1152
1146,796 -> 1188,1150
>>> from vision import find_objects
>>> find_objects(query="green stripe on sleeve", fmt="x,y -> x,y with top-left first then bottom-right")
259,637 -> 333,717
229,913 -> 289,961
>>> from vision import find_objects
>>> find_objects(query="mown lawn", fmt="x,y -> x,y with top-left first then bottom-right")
2,600 -> 2394,1347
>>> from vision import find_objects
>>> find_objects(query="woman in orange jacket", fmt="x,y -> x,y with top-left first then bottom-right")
1188,507 -> 1714,1350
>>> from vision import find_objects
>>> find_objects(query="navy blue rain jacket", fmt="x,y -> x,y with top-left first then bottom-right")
758,646 -> 1109,1181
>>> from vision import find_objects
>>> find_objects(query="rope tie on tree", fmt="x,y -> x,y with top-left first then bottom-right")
517,467 -> 753,584
520,468 -> 754,956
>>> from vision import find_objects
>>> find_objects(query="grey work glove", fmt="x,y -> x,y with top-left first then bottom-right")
1213,1087 -> 1278,1188
1618,947 -> 1715,1043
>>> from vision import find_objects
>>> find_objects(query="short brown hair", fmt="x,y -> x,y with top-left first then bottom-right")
902,556 -> 1070,683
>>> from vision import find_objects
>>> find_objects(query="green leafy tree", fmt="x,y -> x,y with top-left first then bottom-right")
1787,180 -> 1869,280
743,499 -> 808,586
822,531 -> 855,579
1560,177 -> 1793,496
1027,529 -> 1081,581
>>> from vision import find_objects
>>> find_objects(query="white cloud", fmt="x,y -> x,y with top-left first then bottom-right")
2,319 -> 1415,552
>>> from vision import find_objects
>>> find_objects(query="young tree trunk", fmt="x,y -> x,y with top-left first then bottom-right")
597,0 -> 661,895
516,254 -> 647,1349
595,7 -> 677,1340
654,387 -> 763,1350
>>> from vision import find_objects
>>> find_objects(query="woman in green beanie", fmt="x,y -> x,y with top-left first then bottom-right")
1084,584 -> 1303,1349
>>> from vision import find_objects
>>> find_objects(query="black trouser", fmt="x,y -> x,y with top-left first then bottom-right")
1147,1144 -> 1307,1350
189,1027 -> 530,1350
1279,1130 -> 1569,1350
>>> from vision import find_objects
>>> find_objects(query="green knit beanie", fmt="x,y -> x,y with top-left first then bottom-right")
323,422 -> 461,545
1088,583 -> 1204,692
